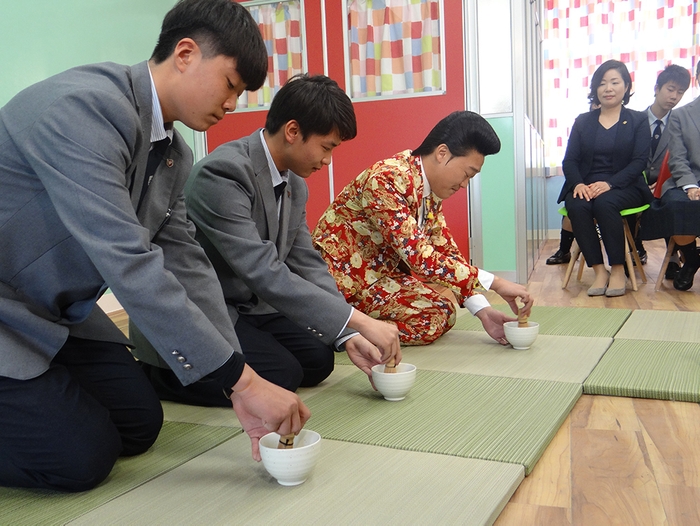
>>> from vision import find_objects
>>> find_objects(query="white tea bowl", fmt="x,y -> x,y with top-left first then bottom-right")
371,362 -> 417,401
258,429 -> 322,486
503,321 -> 540,350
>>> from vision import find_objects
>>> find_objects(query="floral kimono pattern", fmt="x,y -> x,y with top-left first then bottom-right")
312,151 -> 483,344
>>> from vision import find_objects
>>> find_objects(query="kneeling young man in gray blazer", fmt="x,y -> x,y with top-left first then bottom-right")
133,75 -> 401,405
0,0 -> 309,492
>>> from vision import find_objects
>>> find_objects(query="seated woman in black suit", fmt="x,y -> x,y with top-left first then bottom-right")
558,60 -> 652,297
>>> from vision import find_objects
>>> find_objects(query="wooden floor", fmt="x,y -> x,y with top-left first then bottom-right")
494,238 -> 700,526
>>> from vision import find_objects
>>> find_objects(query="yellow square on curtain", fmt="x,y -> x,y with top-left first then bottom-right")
348,0 -> 443,99
543,0 -> 700,169
239,1 -> 304,110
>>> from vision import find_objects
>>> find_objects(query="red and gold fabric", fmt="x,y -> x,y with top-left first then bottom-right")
312,150 -> 483,344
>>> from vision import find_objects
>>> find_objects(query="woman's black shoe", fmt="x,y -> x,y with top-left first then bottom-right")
673,263 -> 699,291
665,261 -> 680,280
546,249 -> 571,265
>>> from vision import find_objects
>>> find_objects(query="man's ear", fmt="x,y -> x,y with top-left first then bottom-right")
283,120 -> 301,144
435,144 -> 450,164
172,38 -> 199,73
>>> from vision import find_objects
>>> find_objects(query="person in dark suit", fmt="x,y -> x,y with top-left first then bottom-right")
0,0 -> 309,492
132,75 -> 401,402
559,60 -> 652,297
642,62 -> 700,291
632,64 -> 690,273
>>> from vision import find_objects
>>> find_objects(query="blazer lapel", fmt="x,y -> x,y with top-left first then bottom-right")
129,61 -> 153,212
277,183 -> 291,252
687,98 -> 700,138
138,135 -> 186,235
650,109 -> 671,166
248,132 -> 280,244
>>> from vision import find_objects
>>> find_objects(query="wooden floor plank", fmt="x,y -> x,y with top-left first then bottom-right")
570,395 -> 642,432
657,484 -> 700,526
571,427 -> 668,525
635,398 -> 700,487
510,414 -> 571,508
494,502 -> 572,526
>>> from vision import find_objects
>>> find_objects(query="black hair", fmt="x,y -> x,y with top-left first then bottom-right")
265,74 -> 357,141
151,0 -> 267,91
656,64 -> 691,91
411,111 -> 501,158
588,60 -> 633,106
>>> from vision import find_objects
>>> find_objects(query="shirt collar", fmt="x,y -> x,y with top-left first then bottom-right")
260,129 -> 289,186
647,106 -> 670,129
147,65 -> 173,144
418,156 -> 431,199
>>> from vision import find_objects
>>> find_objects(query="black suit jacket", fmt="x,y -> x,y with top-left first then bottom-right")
558,107 -> 652,204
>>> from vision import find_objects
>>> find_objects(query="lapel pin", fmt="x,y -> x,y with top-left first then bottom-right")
166,159 -> 174,168
622,121 -> 627,125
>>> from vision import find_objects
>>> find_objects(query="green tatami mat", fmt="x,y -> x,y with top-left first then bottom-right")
453,305 -> 631,338
584,339 -> 700,402
398,330 -> 612,384
162,400 -> 243,429
303,369 -> 581,474
0,421 -> 241,526
69,434 -> 524,526
614,310 -> 700,343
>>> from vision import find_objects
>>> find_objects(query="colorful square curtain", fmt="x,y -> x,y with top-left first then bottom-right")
240,1 -> 304,109
348,0 -> 442,99
543,0 -> 700,168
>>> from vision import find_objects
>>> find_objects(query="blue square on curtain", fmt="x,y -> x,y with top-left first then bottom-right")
411,37 -> 422,56
373,0 -> 387,9
350,26 -> 359,44
277,54 -> 289,70
390,22 -> 403,42
360,77 -> 367,94
404,71 -> 414,90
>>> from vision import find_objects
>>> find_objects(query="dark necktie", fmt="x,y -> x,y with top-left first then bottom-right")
138,138 -> 170,211
651,119 -> 662,156
274,181 -> 287,202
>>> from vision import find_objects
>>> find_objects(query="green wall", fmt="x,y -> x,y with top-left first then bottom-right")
1,0 -> 197,146
481,117 -> 516,272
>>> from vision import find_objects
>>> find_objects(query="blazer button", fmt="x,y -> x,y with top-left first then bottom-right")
172,350 -> 181,355
177,356 -> 186,363
183,364 -> 193,370
318,333 -> 323,337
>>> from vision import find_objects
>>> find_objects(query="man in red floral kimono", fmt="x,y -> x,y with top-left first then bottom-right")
313,111 -> 533,345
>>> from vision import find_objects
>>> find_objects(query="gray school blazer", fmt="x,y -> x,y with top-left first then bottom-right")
0,61 -> 242,384
661,96 -> 700,196
184,131 -> 353,343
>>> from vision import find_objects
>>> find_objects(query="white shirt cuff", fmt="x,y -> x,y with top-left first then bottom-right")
477,269 -> 495,290
465,294 -> 491,315
333,309 -> 357,350
464,269 -> 494,315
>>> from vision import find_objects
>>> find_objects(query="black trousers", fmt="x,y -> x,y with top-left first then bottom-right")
565,188 -> 643,267
0,337 -> 163,492
142,312 -> 335,408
